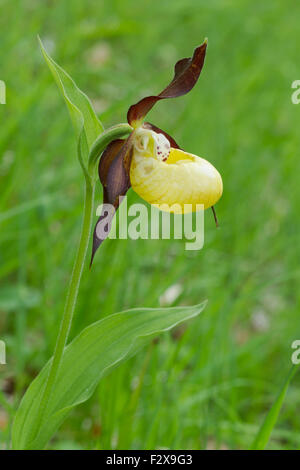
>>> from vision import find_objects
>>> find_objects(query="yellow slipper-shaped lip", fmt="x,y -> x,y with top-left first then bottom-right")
130,146 -> 223,214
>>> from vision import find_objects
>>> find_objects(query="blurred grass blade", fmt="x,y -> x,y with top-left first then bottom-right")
38,37 -> 104,172
12,301 -> 206,450
251,365 -> 299,450
0,284 -> 41,311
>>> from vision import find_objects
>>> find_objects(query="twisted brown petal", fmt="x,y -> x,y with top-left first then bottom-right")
127,40 -> 207,126
91,134 -> 134,265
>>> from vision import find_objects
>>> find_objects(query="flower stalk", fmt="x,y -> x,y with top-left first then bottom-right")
31,125 -> 132,446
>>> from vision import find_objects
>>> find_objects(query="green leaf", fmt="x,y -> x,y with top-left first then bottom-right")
38,37 -> 104,174
12,302 -> 206,450
251,365 -> 299,450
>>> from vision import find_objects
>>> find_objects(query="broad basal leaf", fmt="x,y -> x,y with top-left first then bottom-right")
12,302 -> 206,450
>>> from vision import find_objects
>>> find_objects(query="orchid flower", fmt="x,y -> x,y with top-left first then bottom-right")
91,40 -> 223,263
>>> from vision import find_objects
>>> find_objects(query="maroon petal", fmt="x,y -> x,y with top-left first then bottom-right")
143,122 -> 180,149
99,139 -> 125,193
91,133 -> 134,265
98,139 -> 125,205
127,40 -> 207,126
105,134 -> 134,207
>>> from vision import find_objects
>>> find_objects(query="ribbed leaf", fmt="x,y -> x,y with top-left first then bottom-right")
39,37 -> 103,173
12,302 -> 206,449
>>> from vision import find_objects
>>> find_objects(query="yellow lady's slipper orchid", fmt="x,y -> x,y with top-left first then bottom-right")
91,40 -> 223,262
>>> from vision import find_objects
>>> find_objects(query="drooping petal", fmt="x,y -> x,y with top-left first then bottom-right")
130,147 -> 223,214
98,139 -> 125,203
127,40 -> 207,127
105,135 -> 134,206
91,134 -> 134,265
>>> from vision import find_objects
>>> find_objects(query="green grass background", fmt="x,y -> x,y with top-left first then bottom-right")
1,0 -> 300,450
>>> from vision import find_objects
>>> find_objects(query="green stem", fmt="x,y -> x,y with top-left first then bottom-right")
30,124 -> 132,448
31,180 -> 95,446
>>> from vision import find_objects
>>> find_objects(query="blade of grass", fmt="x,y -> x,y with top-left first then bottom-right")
251,365 -> 299,450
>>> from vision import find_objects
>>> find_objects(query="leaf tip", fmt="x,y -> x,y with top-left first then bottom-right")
37,35 -> 44,50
